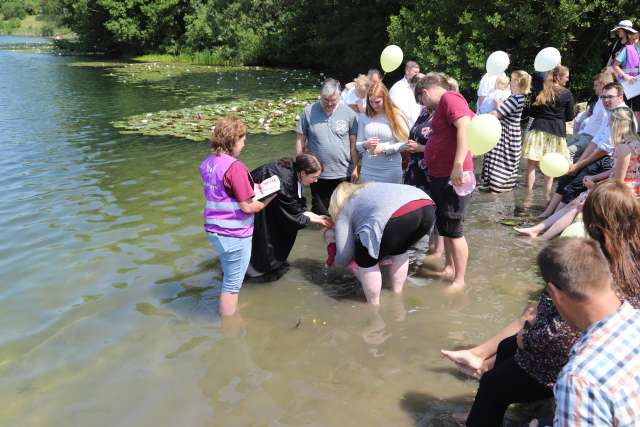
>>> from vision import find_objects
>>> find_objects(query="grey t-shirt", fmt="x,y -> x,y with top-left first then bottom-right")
334,183 -> 432,265
296,102 -> 358,179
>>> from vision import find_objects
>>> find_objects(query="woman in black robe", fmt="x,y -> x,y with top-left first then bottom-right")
246,154 -> 331,282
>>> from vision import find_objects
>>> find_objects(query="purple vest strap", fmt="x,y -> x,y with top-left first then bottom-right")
200,153 -> 254,237
622,44 -> 640,77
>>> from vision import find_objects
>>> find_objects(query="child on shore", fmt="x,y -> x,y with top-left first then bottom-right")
200,116 -> 274,316
477,73 -> 511,114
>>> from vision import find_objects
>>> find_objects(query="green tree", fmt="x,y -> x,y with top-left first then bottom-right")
388,0 -> 639,100
56,0 -> 191,53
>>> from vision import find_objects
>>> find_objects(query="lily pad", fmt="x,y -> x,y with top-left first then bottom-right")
113,94 -> 317,139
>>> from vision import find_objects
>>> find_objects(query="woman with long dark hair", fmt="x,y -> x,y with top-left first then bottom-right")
246,153 -> 332,282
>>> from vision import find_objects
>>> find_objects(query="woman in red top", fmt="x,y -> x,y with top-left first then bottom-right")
414,73 -> 474,291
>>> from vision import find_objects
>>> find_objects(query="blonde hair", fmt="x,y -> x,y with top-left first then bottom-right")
596,70 -> 615,85
354,74 -> 369,95
328,182 -> 367,220
510,70 -> 532,95
495,73 -> 510,91
610,107 -> 639,145
534,65 -> 569,106
366,82 -> 409,142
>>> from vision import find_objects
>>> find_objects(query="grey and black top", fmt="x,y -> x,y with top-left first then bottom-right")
334,183 -> 431,266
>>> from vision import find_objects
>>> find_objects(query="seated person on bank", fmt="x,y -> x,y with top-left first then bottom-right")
531,237 -> 640,426
540,82 -> 634,218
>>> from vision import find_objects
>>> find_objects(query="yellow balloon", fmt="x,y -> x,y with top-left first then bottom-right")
540,152 -> 569,178
467,114 -> 501,155
380,45 -> 403,73
560,222 -> 587,238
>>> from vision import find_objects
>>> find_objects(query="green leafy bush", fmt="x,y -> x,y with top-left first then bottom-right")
388,0 -> 640,100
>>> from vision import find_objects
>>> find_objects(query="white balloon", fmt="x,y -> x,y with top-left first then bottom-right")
485,51 -> 510,76
534,47 -> 561,72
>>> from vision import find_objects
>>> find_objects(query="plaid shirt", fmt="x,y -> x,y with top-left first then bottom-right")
553,302 -> 640,426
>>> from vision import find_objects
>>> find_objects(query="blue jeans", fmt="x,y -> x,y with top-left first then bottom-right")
207,233 -> 252,294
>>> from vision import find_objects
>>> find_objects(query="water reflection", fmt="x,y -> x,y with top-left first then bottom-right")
0,39 -> 546,426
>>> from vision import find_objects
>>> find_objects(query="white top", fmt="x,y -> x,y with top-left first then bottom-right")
477,73 -> 498,108
343,87 -> 366,111
592,105 -> 638,155
580,99 -> 606,137
356,114 -> 407,184
389,77 -> 421,127
477,88 -> 511,114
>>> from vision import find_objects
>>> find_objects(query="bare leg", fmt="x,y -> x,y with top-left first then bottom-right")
538,193 -> 562,219
515,204 -> 572,238
543,176 -> 554,200
441,303 -> 537,375
427,228 -> 444,257
387,253 -> 409,294
526,160 -> 538,191
219,292 -> 239,317
539,204 -> 580,240
445,236 -> 467,290
513,222 -> 546,238
357,264 -> 383,305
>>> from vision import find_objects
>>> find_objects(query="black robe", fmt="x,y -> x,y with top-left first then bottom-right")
249,160 -> 310,275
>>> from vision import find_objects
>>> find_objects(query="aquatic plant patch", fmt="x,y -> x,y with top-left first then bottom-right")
69,60 -> 322,139
112,95 -> 317,140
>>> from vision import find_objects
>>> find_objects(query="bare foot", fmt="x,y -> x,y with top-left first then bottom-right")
454,361 -> 482,379
441,348 -> 485,375
442,281 -> 465,295
513,226 -> 540,238
432,266 -> 455,281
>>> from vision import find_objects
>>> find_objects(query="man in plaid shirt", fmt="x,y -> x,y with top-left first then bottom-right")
537,238 -> 640,426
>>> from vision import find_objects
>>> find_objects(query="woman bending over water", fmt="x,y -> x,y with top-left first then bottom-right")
327,182 -> 435,305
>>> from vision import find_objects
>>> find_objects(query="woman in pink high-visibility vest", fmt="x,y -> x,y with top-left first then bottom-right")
200,116 -> 274,316
613,27 -> 640,122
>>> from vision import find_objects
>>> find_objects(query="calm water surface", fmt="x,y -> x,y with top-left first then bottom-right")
0,36 -> 547,427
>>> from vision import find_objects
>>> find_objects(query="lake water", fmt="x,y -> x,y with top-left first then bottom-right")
0,36 -> 549,426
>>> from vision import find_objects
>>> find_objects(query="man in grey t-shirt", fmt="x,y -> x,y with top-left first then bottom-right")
296,78 -> 359,215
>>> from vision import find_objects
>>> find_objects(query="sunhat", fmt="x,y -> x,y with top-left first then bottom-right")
611,19 -> 637,33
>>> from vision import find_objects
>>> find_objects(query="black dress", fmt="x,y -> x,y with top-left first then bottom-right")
248,160 -> 310,281
403,106 -> 432,191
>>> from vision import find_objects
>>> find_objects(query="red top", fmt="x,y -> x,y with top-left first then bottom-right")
390,199 -> 433,218
424,91 -> 474,177
223,161 -> 255,201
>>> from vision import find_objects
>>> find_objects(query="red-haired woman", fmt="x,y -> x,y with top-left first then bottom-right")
356,82 -> 409,183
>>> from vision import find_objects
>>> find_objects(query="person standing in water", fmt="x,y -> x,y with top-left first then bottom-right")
200,116 -> 274,316
414,72 -> 474,291
246,154 -> 332,282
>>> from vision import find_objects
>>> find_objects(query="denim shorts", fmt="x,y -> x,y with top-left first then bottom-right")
207,232 -> 252,294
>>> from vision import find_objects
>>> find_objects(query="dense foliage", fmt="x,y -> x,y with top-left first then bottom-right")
389,0 -> 639,99
9,0 -> 640,99
0,0 -> 66,35
0,0 -> 39,33
54,0 -> 401,77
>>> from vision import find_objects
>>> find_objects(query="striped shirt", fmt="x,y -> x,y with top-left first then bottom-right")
553,302 -> 640,426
